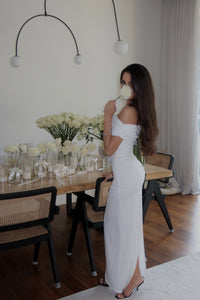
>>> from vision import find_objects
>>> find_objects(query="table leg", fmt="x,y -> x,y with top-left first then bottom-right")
66,193 -> 73,216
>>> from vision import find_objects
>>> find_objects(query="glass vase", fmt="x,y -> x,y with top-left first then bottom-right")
133,138 -> 145,165
0,155 -> 8,182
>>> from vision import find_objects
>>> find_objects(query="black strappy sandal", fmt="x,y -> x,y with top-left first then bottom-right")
98,278 -> 109,287
115,278 -> 144,299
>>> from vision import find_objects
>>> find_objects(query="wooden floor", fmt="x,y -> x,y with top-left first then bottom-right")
1,193 -> 200,300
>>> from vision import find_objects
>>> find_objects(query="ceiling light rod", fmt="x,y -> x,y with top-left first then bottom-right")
112,0 -> 121,41
11,0 -> 81,66
112,0 -> 128,55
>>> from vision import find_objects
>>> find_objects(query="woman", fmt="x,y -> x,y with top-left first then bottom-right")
98,64 -> 159,299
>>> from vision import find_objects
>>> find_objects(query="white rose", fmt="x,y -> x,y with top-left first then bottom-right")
77,134 -> 84,141
55,138 -> 62,151
46,141 -> 56,151
99,124 -> 104,131
5,145 -> 19,153
93,128 -> 100,135
29,147 -> 39,156
36,117 -> 45,128
62,145 -> 71,155
81,127 -> 88,135
63,140 -> 71,146
19,144 -> 27,153
83,116 -> 90,126
72,120 -> 81,128
88,143 -> 96,152
82,145 -> 88,156
71,143 -> 79,153
120,85 -> 132,100
37,143 -> 47,154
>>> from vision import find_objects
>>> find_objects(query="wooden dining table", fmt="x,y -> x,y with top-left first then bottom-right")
0,163 -> 174,231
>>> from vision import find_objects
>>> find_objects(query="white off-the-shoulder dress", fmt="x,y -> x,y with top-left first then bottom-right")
104,115 -> 146,293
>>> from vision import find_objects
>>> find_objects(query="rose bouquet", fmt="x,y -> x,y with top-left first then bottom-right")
78,114 -> 104,142
36,112 -> 90,145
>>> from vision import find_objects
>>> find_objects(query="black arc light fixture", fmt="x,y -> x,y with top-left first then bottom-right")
11,0 -> 82,67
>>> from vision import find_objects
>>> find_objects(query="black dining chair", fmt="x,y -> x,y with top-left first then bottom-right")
145,152 -> 174,183
143,152 -> 175,231
66,177 -> 113,276
0,186 -> 60,288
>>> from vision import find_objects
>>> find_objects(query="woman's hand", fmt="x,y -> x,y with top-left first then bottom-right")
103,171 -> 113,182
104,100 -> 116,118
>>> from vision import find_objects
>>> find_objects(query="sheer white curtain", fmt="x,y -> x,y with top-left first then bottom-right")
159,0 -> 200,194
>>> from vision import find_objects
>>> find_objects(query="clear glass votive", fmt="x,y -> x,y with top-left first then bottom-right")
103,156 -> 111,172
68,154 -> 78,175
0,155 -> 8,182
94,156 -> 103,171
21,153 -> 33,180
85,156 -> 95,172
54,162 -> 68,178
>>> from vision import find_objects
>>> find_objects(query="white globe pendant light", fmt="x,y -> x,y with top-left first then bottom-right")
74,54 -> 82,64
112,0 -> 128,55
10,56 -> 23,67
114,40 -> 128,55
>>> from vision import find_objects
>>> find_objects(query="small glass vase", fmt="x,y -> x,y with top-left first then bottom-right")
103,156 -> 111,172
21,153 -> 37,181
46,150 -> 57,178
34,154 -> 47,178
68,153 -> 78,175
85,155 -> 95,172
0,155 -> 8,183
8,167 -> 22,183
7,152 -> 22,183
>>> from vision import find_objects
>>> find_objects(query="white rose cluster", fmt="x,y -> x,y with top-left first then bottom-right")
36,112 -> 90,145
5,144 -> 28,154
79,114 -> 104,142
62,140 -> 80,155
4,140 -> 63,158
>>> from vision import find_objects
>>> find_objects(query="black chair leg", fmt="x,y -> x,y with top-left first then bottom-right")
153,182 -> 174,232
81,201 -> 97,276
47,237 -> 60,288
143,181 -> 153,221
67,217 -> 79,255
33,242 -> 40,265
82,219 -> 97,276
143,180 -> 174,232
66,193 -> 77,216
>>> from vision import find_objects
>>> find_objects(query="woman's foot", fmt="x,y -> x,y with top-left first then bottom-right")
98,278 -> 109,287
115,277 -> 144,299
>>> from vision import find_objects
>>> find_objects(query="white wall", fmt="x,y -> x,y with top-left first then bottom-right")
0,0 -> 162,154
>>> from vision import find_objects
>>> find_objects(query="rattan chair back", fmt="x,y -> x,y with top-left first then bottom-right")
93,177 -> 113,211
0,187 -> 57,231
0,186 -> 60,288
145,152 -> 174,183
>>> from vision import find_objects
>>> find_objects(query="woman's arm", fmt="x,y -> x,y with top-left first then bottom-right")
103,171 -> 114,182
103,100 -> 122,156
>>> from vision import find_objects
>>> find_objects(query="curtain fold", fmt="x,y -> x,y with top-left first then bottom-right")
159,0 -> 200,194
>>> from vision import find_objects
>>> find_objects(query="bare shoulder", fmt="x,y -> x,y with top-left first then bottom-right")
118,105 -> 138,124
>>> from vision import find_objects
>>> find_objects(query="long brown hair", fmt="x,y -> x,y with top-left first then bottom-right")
120,64 -> 159,156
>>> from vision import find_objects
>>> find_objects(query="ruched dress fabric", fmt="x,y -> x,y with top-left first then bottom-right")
104,115 -> 146,293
